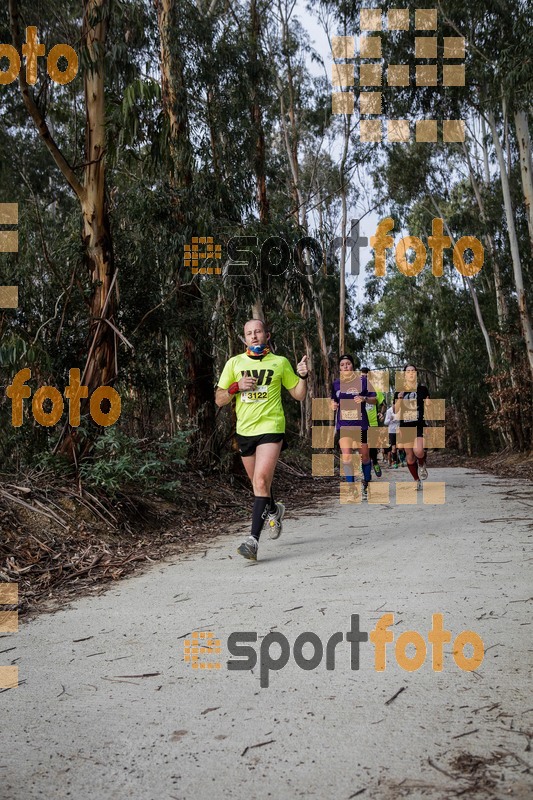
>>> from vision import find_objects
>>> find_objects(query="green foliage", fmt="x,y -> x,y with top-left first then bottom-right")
79,428 -> 190,497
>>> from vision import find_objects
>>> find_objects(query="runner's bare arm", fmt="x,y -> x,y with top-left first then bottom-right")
288,355 -> 308,402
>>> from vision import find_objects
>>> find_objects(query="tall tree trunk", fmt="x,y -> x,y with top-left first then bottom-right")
252,298 -> 264,321
462,139 -> 508,329
488,111 -> 533,380
10,0 -> 116,459
249,0 -> 269,224
154,0 -> 193,193
155,0 -> 216,459
81,0 -> 116,399
481,116 -> 491,185
182,285 -> 216,458
338,114 -> 351,355
431,198 -> 495,370
514,110 -> 533,255
278,83 -> 330,389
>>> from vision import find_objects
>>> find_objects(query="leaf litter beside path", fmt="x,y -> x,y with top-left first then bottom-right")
0,465 -> 337,619
430,449 -> 533,484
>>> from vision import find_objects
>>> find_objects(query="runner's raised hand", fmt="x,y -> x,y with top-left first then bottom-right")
296,354 -> 308,378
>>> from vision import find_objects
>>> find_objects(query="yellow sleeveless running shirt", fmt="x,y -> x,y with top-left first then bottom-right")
218,352 -> 300,436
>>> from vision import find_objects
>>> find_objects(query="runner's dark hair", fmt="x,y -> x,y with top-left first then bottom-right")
339,354 -> 356,368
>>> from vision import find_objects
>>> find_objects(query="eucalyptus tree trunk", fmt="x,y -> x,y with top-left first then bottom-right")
514,110 -> 533,255
249,0 -> 269,224
81,0 -> 116,399
154,0 -> 193,193
10,0 -> 116,458
488,111 -> 533,380
462,139 -> 508,329
276,15 -> 330,391
431,198 -> 495,370
280,92 -> 330,394
338,114 -> 351,355
155,0 -> 215,459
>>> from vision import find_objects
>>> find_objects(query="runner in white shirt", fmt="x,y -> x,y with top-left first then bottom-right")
384,405 -> 400,468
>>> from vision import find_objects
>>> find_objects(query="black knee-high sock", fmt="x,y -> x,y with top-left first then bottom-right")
269,487 -> 277,513
251,496 -> 270,541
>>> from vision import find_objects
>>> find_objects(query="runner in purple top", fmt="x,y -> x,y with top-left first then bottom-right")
330,355 -> 377,500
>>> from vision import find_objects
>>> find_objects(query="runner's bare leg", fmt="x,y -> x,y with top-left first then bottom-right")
249,441 -> 283,496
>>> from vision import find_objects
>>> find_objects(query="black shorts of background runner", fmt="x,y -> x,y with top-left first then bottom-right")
236,432 -> 288,458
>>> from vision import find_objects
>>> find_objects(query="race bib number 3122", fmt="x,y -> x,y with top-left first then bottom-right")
241,386 -> 268,403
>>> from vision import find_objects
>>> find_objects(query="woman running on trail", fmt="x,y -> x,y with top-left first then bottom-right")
393,364 -> 429,490
330,355 -> 377,500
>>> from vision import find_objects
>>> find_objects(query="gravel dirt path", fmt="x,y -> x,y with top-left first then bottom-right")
2,466 -> 532,799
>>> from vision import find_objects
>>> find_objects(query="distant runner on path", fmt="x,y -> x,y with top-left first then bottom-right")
394,363 -> 430,490
331,356 -> 377,500
361,366 -> 386,477
384,403 -> 400,468
215,319 -> 308,561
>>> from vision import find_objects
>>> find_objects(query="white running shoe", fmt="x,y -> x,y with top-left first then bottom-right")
416,480 -> 422,491
418,463 -> 428,480
267,501 -> 285,539
237,536 -> 258,561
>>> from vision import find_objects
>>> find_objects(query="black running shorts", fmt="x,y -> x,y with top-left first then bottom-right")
236,432 -> 288,457
398,423 -> 425,443
337,427 -> 368,445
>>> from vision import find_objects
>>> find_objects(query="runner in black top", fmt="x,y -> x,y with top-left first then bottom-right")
393,364 -> 429,490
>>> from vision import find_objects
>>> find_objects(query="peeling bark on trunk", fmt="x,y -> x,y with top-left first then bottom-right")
82,0 -> 116,400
